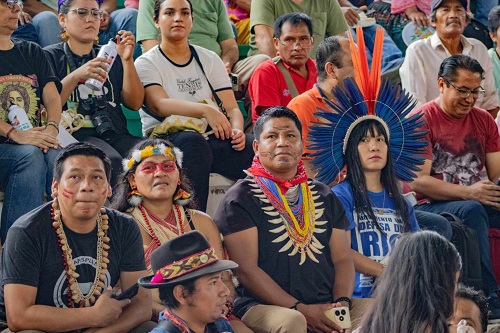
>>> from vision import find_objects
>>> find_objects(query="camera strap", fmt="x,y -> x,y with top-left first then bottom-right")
63,42 -> 97,73
189,44 -> 229,119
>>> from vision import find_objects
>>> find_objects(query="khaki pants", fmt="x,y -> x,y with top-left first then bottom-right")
0,320 -> 157,333
350,298 -> 373,330
241,304 -> 308,333
240,300 -> 373,333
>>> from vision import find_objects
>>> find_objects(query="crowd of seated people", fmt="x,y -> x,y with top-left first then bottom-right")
3,0 -> 500,332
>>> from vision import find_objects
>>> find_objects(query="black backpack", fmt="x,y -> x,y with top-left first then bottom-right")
441,212 -> 483,291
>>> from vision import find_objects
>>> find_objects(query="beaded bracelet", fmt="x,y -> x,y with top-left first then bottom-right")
333,297 -> 352,310
5,126 -> 14,141
46,121 -> 59,133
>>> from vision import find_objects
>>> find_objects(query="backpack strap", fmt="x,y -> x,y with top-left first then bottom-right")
272,56 -> 299,98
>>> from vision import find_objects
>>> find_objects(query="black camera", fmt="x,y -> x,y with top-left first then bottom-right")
78,94 -> 116,141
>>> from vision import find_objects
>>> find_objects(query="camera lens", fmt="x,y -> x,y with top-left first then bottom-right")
339,316 -> 344,321
341,309 -> 346,315
335,310 -> 340,316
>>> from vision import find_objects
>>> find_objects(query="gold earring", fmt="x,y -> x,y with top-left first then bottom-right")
94,36 -> 99,45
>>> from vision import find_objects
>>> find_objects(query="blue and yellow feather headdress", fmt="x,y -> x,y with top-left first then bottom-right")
308,27 -> 428,184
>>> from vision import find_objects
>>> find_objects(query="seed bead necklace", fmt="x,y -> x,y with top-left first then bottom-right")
51,199 -> 110,308
138,204 -> 185,249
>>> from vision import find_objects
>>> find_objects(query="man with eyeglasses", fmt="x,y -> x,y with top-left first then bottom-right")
247,13 -> 317,124
409,54 -> 500,324
401,0 -> 500,118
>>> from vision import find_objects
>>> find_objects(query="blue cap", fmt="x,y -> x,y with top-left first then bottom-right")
431,0 -> 468,12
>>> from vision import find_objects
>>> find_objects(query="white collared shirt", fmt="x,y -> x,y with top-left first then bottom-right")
400,33 -> 499,111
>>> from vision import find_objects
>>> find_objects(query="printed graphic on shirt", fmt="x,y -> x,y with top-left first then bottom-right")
0,74 -> 40,127
53,255 -> 111,308
432,141 -> 483,186
177,77 -> 202,96
353,208 -> 403,293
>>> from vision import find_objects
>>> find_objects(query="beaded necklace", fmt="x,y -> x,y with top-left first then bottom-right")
51,199 -> 110,308
138,204 -> 185,249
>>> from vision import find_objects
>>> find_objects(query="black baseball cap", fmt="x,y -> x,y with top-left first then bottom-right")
431,0 -> 467,12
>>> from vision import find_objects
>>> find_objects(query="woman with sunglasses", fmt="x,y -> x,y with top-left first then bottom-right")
44,0 -> 143,185
134,0 -> 254,213
0,0 -> 61,242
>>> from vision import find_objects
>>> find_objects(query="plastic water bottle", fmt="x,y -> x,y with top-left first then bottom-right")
8,104 -> 32,130
85,38 -> 117,91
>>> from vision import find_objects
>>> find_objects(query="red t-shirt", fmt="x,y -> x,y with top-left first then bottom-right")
248,58 -> 317,123
409,101 -> 500,201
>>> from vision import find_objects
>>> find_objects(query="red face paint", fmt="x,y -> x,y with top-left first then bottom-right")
62,189 -> 74,198
138,161 -> 177,174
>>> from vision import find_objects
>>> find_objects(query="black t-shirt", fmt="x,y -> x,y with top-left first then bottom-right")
0,39 -> 60,143
0,202 -> 146,330
215,177 -> 349,305
43,42 -> 129,135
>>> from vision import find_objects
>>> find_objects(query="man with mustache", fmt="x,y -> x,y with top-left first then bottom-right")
409,54 -> 500,324
247,13 -> 317,125
215,106 -> 355,333
400,0 -> 499,118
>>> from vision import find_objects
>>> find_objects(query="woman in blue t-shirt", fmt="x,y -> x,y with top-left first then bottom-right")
332,118 -> 419,300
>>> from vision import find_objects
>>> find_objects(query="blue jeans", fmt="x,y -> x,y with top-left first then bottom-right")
28,9 -> 140,58
475,0 -> 496,26
98,8 -> 141,59
348,24 -> 404,74
415,210 -> 453,240
0,144 -> 59,243
416,200 -> 499,293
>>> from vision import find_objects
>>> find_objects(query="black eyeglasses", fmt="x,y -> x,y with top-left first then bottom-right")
1,0 -> 22,10
277,36 -> 313,48
443,78 -> 485,98
71,8 -> 104,20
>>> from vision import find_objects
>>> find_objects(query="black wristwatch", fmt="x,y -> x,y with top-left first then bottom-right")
290,301 -> 303,310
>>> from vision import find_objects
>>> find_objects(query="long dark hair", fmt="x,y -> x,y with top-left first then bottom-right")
344,119 -> 411,233
358,231 -> 462,333
110,138 -> 196,212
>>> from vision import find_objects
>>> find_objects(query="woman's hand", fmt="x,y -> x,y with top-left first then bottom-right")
18,11 -> 32,25
72,57 -> 109,83
202,105 -> 232,140
9,127 -> 59,153
115,30 -> 135,62
231,128 -> 246,151
404,6 -> 429,27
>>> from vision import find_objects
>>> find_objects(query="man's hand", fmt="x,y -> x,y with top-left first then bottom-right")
100,10 -> 111,31
466,180 -> 500,209
90,287 -> 131,328
296,303 -> 347,333
404,5 -> 429,27
9,127 -> 59,152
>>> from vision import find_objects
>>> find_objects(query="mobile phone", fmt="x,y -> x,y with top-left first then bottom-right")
324,306 -> 351,329
229,73 -> 240,91
497,178 -> 500,186
113,283 -> 139,300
